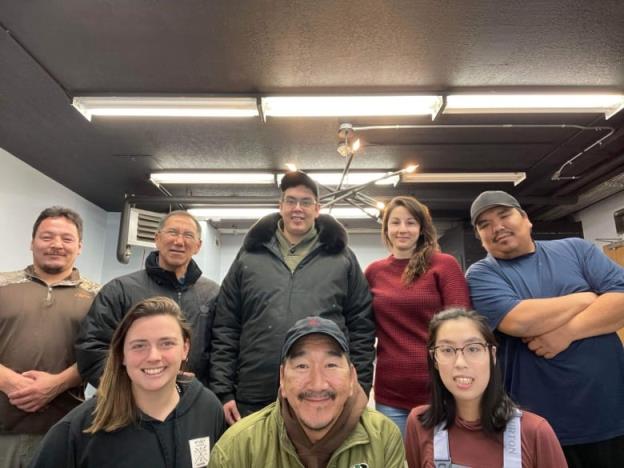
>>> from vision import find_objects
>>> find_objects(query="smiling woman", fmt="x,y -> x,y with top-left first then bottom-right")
404,308 -> 567,468
29,297 -> 225,468
365,196 -> 471,436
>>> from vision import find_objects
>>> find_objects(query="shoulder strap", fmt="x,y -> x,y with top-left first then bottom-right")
433,410 -> 522,468
503,409 -> 522,468
433,423 -> 452,468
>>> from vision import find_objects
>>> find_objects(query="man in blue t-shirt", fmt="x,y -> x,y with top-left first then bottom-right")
466,190 -> 624,468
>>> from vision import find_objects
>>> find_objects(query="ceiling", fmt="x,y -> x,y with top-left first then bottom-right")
1,1 -> 624,232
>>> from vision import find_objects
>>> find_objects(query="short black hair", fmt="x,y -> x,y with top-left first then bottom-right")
158,210 -> 202,238
32,206 -> 84,240
280,171 -> 319,200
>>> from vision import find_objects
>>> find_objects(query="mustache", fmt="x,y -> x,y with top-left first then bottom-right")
45,249 -> 66,256
298,390 -> 336,400
493,231 -> 513,242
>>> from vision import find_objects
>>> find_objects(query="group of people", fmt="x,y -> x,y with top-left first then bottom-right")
0,170 -> 622,468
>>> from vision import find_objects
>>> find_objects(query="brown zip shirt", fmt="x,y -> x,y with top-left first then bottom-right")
0,266 -> 98,434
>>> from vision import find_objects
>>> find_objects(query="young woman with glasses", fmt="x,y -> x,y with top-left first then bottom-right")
365,196 -> 471,435
405,308 -> 567,467
30,297 -> 225,468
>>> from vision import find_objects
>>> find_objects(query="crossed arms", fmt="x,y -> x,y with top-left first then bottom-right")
500,291 -> 624,358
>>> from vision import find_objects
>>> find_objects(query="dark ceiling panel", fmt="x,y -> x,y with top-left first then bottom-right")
0,0 -> 623,224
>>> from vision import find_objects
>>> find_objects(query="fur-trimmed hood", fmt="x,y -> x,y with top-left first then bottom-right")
243,213 -> 348,254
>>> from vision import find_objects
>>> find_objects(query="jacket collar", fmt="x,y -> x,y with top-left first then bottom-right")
24,265 -> 82,286
243,213 -> 348,255
145,251 -> 202,289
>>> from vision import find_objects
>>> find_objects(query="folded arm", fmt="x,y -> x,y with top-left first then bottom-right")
527,292 -> 624,358
498,291 -> 597,337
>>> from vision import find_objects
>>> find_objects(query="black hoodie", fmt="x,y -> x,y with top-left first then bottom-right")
29,379 -> 225,468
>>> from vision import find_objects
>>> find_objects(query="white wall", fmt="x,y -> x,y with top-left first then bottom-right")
0,147 -> 108,282
195,222 -> 221,283
575,191 -> 624,246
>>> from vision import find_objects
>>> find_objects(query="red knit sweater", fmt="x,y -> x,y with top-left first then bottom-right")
365,252 -> 471,409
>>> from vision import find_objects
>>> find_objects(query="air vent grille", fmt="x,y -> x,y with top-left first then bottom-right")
128,208 -> 164,248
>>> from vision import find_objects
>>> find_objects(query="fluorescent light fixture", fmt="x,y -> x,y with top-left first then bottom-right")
444,94 -> 624,119
321,207 -> 380,218
261,95 -> 443,118
72,96 -> 259,121
277,172 -> 400,187
402,172 -> 527,186
188,208 -> 278,220
150,172 -> 275,185
188,207 -> 378,220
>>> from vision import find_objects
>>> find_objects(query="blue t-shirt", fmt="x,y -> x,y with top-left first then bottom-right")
466,238 -> 624,445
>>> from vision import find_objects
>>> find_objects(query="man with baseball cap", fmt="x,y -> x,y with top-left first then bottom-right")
466,190 -> 624,467
210,171 -> 375,425
208,316 -> 405,468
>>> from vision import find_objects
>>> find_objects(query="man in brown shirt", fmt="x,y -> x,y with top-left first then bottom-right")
0,207 -> 98,468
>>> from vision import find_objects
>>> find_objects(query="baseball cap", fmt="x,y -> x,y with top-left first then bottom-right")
470,190 -> 522,226
281,316 -> 349,362
280,171 -> 320,200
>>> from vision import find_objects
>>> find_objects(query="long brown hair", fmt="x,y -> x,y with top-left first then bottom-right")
85,296 -> 191,433
382,196 -> 439,285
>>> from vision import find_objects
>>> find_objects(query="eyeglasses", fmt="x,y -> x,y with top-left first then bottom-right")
430,343 -> 491,364
282,196 -> 317,208
161,229 -> 197,241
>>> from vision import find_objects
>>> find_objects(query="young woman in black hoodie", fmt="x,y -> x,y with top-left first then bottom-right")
30,296 -> 225,468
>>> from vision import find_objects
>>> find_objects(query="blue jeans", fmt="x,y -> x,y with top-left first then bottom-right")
375,402 -> 410,437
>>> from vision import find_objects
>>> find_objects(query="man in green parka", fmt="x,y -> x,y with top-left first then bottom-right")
209,316 -> 406,468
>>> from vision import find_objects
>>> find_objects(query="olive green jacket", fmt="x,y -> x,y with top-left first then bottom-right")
208,400 -> 406,468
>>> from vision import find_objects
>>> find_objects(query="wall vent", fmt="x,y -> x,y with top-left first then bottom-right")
128,208 -> 164,248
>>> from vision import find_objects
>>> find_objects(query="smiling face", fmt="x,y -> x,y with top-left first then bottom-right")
31,216 -> 82,279
279,185 -> 320,244
386,205 -> 421,258
279,334 -> 355,443
434,317 -> 494,421
474,206 -> 534,259
154,214 -> 202,277
123,314 -> 189,398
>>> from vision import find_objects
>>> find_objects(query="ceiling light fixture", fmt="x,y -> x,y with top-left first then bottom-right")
276,172 -> 400,187
72,97 -> 259,121
188,206 -> 378,220
261,95 -> 443,118
188,207 -> 278,220
401,172 -> 527,186
444,94 -> 624,119
150,172 -> 275,185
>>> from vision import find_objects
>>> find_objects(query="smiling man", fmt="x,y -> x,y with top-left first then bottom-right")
76,210 -> 219,387
466,190 -> 624,468
0,207 -> 98,468
209,171 -> 374,425
209,316 -> 405,468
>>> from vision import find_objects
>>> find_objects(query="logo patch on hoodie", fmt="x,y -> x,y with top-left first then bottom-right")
189,436 -> 210,467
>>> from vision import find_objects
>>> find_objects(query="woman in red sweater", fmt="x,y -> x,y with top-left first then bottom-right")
405,308 -> 566,467
365,196 -> 471,435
